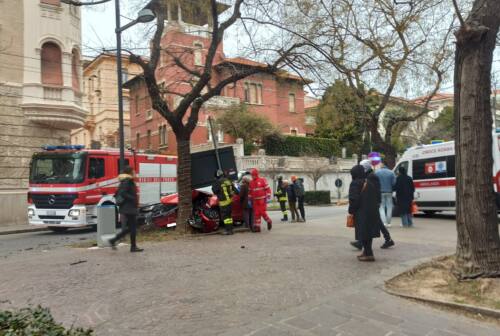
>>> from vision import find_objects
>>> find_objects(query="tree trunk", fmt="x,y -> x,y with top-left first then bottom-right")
369,121 -> 397,168
176,136 -> 192,234
454,0 -> 500,279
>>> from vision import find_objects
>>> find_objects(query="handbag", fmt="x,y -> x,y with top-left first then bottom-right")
411,201 -> 418,214
346,214 -> 354,228
346,181 -> 367,228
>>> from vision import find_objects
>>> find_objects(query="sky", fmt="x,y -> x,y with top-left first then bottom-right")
81,2 -> 500,97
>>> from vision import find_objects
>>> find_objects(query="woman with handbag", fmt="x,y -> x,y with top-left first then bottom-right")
394,166 -> 415,228
348,165 -> 381,262
109,166 -> 143,252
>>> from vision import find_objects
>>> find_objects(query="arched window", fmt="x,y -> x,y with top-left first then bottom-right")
71,49 -> 80,91
41,42 -> 63,86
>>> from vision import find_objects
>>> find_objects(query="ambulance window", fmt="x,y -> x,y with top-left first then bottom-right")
413,156 -> 448,180
395,161 -> 408,175
446,155 -> 455,178
89,158 -> 105,179
116,159 -> 130,175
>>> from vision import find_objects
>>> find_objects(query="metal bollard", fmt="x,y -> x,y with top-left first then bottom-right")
97,204 -> 117,248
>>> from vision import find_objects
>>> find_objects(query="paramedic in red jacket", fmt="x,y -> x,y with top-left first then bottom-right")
249,168 -> 272,232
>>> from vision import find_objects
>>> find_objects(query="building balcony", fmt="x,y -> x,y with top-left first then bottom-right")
204,96 -> 240,109
21,84 -> 87,130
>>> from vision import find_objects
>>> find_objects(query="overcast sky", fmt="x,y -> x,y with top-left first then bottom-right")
81,3 -> 500,96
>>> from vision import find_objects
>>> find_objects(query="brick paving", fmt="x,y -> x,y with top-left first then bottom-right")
0,209 -> 499,336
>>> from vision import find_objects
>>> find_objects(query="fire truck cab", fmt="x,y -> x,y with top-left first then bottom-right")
28,145 -> 177,231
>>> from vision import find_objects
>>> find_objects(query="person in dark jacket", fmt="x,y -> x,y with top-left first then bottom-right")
351,160 -> 395,250
287,178 -> 300,222
394,166 -> 415,227
239,174 -> 254,231
109,166 -> 143,252
294,177 -> 306,222
212,170 -> 237,235
275,176 -> 289,221
348,164 -> 381,261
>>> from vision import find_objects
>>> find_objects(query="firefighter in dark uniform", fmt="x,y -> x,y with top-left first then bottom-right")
212,170 -> 236,235
275,176 -> 289,221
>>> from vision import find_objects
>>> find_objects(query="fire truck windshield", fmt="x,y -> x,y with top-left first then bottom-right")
30,153 -> 86,184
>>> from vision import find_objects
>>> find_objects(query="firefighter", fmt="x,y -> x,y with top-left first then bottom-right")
249,168 -> 272,232
212,169 -> 236,235
274,176 -> 289,221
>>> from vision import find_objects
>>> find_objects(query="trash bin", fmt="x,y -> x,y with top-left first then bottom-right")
97,204 -> 117,247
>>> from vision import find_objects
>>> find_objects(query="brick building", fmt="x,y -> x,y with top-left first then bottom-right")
125,0 -> 310,155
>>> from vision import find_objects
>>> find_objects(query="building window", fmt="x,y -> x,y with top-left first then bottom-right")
244,82 -> 263,104
193,42 -> 203,66
41,42 -> 63,86
291,128 -> 298,136
135,95 -> 140,115
159,125 -> 168,146
289,93 -> 296,113
207,120 -> 224,143
146,109 -> 153,120
71,49 -> 80,92
147,130 -> 152,149
121,69 -> 128,83
136,132 -> 140,148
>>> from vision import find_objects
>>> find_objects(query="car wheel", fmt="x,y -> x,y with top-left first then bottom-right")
423,211 -> 437,216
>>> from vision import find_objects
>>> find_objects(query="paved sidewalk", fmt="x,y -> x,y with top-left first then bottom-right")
0,211 -> 498,336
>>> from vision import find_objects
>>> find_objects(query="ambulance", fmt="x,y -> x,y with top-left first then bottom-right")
394,131 -> 500,214
28,145 -> 177,231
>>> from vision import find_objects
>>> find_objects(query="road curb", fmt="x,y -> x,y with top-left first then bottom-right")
0,227 -> 49,236
383,285 -> 500,320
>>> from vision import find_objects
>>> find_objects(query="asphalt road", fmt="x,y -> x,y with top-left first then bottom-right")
0,206 -> 348,259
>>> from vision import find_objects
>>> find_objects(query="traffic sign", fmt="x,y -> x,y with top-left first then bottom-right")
335,178 -> 343,188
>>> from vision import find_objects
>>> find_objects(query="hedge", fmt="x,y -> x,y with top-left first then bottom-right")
304,191 -> 331,205
0,306 -> 93,335
262,134 -> 341,158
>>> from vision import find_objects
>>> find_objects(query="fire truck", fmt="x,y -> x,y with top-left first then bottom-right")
28,145 -> 177,232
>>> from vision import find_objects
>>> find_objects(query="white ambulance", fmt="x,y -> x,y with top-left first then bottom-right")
394,132 -> 500,214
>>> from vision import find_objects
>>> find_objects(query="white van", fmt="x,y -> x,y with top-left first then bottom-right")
394,131 -> 500,214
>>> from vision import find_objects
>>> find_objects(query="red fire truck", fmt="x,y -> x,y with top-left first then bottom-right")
28,145 -> 177,232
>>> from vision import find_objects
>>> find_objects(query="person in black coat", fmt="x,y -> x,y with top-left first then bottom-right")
348,165 -> 381,261
394,166 -> 415,227
286,179 -> 300,222
109,166 -> 143,252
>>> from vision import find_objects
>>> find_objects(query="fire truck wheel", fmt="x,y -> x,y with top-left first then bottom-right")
49,227 -> 68,233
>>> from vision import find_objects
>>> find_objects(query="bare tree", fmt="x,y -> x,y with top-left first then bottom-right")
304,157 -> 330,191
128,0 -> 304,232
452,0 -> 500,279
246,0 -> 455,167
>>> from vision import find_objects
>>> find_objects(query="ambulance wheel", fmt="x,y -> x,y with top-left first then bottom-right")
49,227 -> 68,233
423,211 -> 437,216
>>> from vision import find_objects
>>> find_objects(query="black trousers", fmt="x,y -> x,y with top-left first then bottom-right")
297,196 -> 305,219
380,221 -> 391,241
113,214 -> 137,248
243,208 -> 254,230
362,239 -> 373,256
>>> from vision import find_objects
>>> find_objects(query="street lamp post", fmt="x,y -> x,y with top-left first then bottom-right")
115,3 -> 155,171
61,0 -> 155,171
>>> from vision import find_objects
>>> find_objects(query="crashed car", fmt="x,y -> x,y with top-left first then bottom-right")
144,188 -> 244,233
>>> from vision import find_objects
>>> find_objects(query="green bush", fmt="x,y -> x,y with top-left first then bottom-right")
304,191 -> 331,205
0,306 -> 93,336
262,134 -> 340,157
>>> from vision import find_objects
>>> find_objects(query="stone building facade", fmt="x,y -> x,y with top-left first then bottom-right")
0,0 -> 86,226
70,53 -> 142,148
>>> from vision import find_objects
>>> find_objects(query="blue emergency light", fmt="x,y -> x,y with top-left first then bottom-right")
42,145 -> 85,151
430,140 -> 444,145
